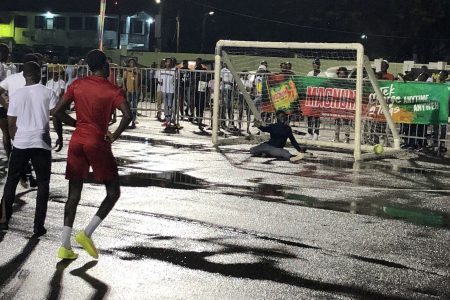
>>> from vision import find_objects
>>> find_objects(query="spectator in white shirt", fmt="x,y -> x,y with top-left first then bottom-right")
158,57 -> 177,126
0,62 -> 58,234
220,63 -> 234,128
46,72 -> 66,98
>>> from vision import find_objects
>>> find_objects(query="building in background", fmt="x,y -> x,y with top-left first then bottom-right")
0,10 -> 154,61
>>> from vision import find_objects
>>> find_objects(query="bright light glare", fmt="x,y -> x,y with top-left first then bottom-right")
46,11 -> 54,18
147,18 -> 154,24
155,0 -> 161,4
208,11 -> 215,16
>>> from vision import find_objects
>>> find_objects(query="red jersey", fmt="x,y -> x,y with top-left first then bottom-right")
64,76 -> 124,143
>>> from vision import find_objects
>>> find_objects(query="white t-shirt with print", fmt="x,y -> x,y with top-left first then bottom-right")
46,78 -> 66,96
159,68 -> 176,94
8,84 -> 58,150
220,67 -> 233,87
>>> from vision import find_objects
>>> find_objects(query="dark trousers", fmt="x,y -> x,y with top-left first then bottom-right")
307,116 -> 320,135
0,147 -> 51,230
195,91 -> 206,124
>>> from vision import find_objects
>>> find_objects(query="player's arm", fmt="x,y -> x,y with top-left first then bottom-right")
7,116 -> 17,140
106,100 -> 132,143
288,129 -> 306,153
52,97 -> 76,127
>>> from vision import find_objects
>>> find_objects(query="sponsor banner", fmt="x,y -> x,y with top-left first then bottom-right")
263,75 -> 449,125
266,74 -> 299,114
373,81 -> 449,124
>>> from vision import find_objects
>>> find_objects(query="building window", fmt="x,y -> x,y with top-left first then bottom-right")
14,15 -> 28,28
130,19 -> 143,34
85,17 -> 98,31
46,18 -> 54,30
104,18 -> 118,31
69,17 -> 82,30
35,16 -> 45,29
54,17 -> 66,29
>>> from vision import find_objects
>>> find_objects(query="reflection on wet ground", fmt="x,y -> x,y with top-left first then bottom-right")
84,171 -> 207,190
245,182 -> 450,229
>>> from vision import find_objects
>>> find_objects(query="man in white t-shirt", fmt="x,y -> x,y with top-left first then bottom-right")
46,71 -> 66,98
220,63 -> 234,128
0,62 -> 58,235
158,57 -> 177,126
0,44 -> 14,157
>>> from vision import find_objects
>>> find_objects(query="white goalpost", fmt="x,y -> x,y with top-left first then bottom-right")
212,40 -> 401,161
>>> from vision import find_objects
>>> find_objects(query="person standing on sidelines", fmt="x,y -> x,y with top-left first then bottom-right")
306,58 -> 325,140
0,53 -> 60,187
159,57 -> 177,126
53,49 -> 131,260
122,58 -> 139,129
0,62 -> 58,234
0,44 -> 12,157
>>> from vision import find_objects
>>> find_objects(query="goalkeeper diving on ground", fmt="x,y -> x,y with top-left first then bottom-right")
250,110 -> 308,163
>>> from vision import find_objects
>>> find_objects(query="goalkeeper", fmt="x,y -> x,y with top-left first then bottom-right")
250,110 -> 307,163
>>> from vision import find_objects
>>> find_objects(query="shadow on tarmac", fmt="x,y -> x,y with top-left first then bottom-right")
46,260 -> 75,300
112,238 -> 407,300
0,236 -> 40,297
69,261 -> 109,300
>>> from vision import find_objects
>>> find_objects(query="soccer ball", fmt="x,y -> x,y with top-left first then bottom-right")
373,144 -> 384,155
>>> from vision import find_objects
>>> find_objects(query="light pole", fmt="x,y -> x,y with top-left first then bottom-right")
147,17 -> 154,51
155,0 -> 164,51
200,11 -> 214,53
176,14 -> 180,53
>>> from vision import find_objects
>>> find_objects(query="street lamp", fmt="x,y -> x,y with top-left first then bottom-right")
200,11 -> 215,53
147,17 -> 154,51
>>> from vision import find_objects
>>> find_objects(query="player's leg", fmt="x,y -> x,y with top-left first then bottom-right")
250,142 -> 271,156
0,148 -> 29,229
0,113 -> 11,158
75,142 -> 119,259
29,148 -> 52,235
57,180 -> 83,259
58,141 -> 88,259
266,146 -> 292,160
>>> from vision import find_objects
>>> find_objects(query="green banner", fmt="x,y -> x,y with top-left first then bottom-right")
375,81 -> 449,125
263,75 -> 449,125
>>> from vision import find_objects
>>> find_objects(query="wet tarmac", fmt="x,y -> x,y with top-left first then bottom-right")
0,135 -> 449,299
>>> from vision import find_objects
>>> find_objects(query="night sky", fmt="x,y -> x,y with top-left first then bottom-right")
2,0 -> 450,62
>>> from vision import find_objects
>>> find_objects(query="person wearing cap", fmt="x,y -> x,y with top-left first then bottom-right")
379,60 -> 394,81
280,61 -> 294,75
253,64 -> 270,119
260,61 -> 269,72
307,58 -> 325,77
250,110 -> 307,163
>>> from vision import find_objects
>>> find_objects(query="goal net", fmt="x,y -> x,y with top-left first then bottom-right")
211,40 -> 401,161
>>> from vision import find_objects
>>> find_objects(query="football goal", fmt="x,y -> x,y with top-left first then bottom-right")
211,40 -> 401,161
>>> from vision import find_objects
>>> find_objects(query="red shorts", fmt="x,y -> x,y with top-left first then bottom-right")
66,138 -> 118,182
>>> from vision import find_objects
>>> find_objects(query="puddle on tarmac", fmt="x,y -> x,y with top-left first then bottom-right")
312,158 -> 450,178
239,182 -> 450,229
85,171 -> 206,190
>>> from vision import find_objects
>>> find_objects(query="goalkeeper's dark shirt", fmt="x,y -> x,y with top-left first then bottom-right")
259,123 -> 303,152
